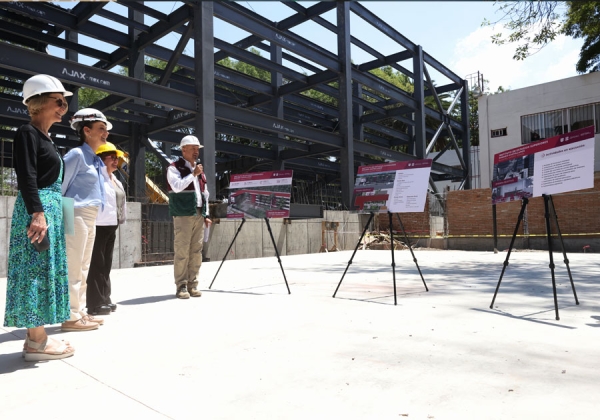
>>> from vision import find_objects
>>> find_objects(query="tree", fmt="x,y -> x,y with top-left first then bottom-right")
468,83 -> 508,147
564,1 -> 600,72
485,1 -> 600,73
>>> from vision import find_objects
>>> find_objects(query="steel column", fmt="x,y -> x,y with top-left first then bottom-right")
413,46 -> 426,159
193,2 -> 216,198
460,79 -> 472,189
271,42 -> 285,171
337,2 -> 353,209
128,5 -> 146,202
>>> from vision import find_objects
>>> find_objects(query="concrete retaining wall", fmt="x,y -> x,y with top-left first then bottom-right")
204,211 -> 366,262
0,196 -> 142,277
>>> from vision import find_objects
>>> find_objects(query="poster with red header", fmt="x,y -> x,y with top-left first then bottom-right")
227,170 -> 293,218
491,126 -> 595,205
351,159 -> 432,213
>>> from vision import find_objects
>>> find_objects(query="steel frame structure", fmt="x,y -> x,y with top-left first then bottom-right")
0,1 -> 470,207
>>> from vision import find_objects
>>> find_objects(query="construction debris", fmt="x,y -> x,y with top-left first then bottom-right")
362,231 -> 411,250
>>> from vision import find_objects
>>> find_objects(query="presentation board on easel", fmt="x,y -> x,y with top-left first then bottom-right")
334,159 -> 432,305
492,126 -> 595,204
489,125 -> 595,320
226,170 -> 293,219
212,169 -> 293,293
351,159 -> 433,213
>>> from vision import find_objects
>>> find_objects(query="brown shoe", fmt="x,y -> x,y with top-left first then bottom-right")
82,314 -> 104,325
176,285 -> 190,299
61,319 -> 99,332
188,288 -> 202,297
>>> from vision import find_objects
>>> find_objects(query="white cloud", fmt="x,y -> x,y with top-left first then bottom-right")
451,25 -> 583,92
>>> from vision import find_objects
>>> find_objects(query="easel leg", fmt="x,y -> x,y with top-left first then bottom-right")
490,198 -> 528,309
209,218 -> 246,289
265,218 -> 290,294
548,195 -> 578,304
388,212 -> 397,306
543,195 -> 560,320
395,213 -> 428,291
333,212 -> 374,298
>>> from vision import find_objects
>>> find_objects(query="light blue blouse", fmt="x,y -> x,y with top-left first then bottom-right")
62,143 -> 106,208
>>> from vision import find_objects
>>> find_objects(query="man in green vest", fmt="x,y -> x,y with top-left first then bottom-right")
166,135 -> 211,299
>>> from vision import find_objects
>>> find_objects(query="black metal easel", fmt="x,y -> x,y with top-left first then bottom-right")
490,195 -> 579,320
209,218 -> 291,294
333,211 -> 428,305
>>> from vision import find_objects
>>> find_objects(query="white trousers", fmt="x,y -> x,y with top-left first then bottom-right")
65,206 -> 99,321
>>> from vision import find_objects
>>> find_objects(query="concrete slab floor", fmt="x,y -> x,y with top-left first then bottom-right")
1,249 -> 599,420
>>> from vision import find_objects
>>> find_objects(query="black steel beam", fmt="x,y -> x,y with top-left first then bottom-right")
72,1 -> 107,28
95,4 -> 191,70
279,144 -> 338,161
214,2 -> 340,72
246,69 -> 338,108
116,0 -> 168,22
2,2 -> 130,48
214,38 -> 307,83
357,50 -> 413,72
215,123 -> 310,152
159,22 -> 194,86
0,43 -> 197,112
216,102 -> 342,147
363,122 -> 410,143
351,69 -> 417,109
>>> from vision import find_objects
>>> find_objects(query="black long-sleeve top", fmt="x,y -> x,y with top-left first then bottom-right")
13,124 -> 63,214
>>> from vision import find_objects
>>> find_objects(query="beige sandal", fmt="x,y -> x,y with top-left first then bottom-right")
23,334 -> 71,358
24,337 -> 75,362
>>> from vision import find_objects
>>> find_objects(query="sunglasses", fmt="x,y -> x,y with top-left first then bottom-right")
104,155 -> 119,161
48,96 -> 68,109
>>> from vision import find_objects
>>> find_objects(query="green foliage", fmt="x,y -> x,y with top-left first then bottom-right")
77,87 -> 109,109
486,1 -> 600,73
564,1 -> 600,72
218,51 -> 271,82
484,1 -> 564,60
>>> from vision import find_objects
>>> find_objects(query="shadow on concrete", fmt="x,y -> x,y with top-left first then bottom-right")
310,253 -> 600,308
207,281 -> 291,295
332,295 -> 396,306
471,307 -> 576,329
118,294 -> 174,306
0,352 -> 39,375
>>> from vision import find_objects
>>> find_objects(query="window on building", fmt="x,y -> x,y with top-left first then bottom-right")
521,105 -> 597,144
491,128 -> 507,137
569,104 -> 594,131
544,110 -> 566,137
522,109 -> 567,143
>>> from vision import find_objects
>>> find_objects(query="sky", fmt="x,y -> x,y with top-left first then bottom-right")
49,1 -> 585,93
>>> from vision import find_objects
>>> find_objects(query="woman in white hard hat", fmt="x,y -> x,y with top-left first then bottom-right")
4,74 -> 75,361
61,108 -> 112,331
87,142 -> 126,315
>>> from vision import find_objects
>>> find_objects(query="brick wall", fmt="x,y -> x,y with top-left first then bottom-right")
447,173 -> 600,237
377,196 -> 430,236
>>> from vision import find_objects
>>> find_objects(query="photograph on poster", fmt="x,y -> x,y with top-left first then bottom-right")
227,170 -> 293,219
492,126 -> 595,205
351,159 -> 432,214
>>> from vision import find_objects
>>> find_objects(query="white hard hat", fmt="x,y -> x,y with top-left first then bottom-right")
180,135 -> 202,148
22,74 -> 73,105
70,108 -> 113,131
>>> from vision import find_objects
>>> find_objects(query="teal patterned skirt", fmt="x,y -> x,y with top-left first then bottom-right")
3,176 -> 69,328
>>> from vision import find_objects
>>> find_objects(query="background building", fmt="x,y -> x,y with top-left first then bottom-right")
478,71 -> 600,188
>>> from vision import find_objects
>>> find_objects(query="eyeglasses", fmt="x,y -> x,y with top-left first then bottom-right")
104,155 -> 119,161
48,96 -> 68,109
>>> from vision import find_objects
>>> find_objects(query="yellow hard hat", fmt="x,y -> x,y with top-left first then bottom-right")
96,142 -> 124,158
